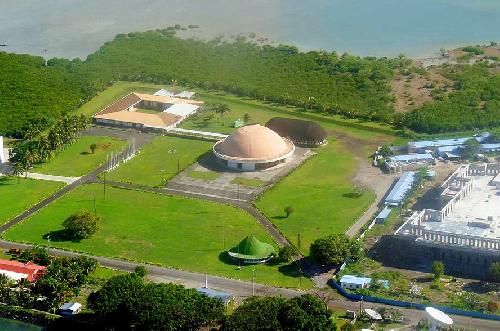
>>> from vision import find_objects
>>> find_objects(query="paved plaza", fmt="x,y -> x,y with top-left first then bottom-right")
167,147 -> 314,201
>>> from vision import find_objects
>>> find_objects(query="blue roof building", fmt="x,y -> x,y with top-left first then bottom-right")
339,275 -> 372,290
389,153 -> 434,163
197,287 -> 233,306
408,133 -> 490,153
375,206 -> 392,224
480,143 -> 500,153
385,172 -> 416,206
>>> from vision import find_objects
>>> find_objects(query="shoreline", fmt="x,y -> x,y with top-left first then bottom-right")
1,28 -> 497,62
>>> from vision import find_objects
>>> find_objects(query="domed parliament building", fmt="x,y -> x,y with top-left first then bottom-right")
213,124 -> 295,171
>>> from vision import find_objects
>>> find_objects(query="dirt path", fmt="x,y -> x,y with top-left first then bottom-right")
331,132 -> 396,238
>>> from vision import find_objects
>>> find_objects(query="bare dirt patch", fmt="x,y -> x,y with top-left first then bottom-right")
390,69 -> 452,113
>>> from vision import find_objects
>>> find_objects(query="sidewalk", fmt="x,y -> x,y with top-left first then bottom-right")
22,172 -> 80,184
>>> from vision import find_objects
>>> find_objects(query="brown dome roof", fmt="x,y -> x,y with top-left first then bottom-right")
265,117 -> 327,146
214,124 -> 294,161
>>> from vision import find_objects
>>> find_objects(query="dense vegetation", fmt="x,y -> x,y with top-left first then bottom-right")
0,247 -> 97,312
223,294 -> 335,330
88,271 -> 225,330
10,114 -> 89,173
399,65 -> 500,133
0,53 -> 91,138
1,29 -> 499,137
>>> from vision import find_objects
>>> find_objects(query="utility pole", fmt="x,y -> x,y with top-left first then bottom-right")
252,269 -> 256,296
93,197 -> 97,215
103,171 -> 106,200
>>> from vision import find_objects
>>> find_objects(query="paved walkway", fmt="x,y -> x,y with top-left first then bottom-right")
168,127 -> 228,139
21,172 -> 80,184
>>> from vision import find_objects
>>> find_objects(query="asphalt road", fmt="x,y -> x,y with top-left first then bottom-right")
1,240 -> 498,330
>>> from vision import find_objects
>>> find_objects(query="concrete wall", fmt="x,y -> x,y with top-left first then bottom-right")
373,235 -> 500,279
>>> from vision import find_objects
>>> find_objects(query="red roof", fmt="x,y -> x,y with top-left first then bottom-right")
0,259 -> 47,282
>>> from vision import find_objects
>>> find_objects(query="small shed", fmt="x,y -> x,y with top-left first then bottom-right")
58,302 -> 82,316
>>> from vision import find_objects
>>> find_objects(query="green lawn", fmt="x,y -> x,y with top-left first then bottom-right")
0,177 -> 63,224
33,136 -> 126,177
75,81 -> 162,117
256,140 -> 376,255
182,90 -> 396,137
231,177 -> 264,188
135,108 -> 160,115
106,136 -> 212,187
187,171 -> 220,181
4,184 -> 310,288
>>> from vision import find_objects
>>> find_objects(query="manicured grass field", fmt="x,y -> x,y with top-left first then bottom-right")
231,177 -> 264,188
4,184 -> 310,288
187,170 -> 220,181
256,140 -> 376,255
106,136 -> 213,187
0,177 -> 63,224
182,90 -> 396,137
33,136 -> 126,177
75,81 -> 162,117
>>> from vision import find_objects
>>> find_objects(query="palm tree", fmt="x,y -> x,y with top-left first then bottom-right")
214,103 -> 230,125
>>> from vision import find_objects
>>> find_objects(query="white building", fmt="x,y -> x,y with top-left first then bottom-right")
0,136 -> 6,163
339,275 -> 372,290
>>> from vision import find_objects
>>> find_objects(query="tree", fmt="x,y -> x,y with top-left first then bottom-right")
279,294 -> 335,330
462,138 -> 480,160
488,262 -> 500,282
89,274 -> 224,330
19,246 -> 51,266
88,273 -> 145,326
89,143 -> 97,154
243,113 -> 251,123
432,261 -> 445,279
63,211 -> 99,239
284,206 -> 294,218
213,103 -> 230,124
223,296 -> 286,331
310,234 -> 361,265
278,245 -> 296,263
134,266 -> 148,278
379,145 -> 393,157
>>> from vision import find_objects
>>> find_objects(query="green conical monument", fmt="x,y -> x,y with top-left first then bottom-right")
228,236 -> 276,264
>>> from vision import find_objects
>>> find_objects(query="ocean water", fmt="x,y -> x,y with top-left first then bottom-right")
0,0 -> 499,59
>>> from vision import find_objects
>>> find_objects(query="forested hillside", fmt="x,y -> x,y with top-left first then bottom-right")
0,29 -> 498,137
400,65 -> 500,133
82,30 -> 402,122
0,53 -> 88,137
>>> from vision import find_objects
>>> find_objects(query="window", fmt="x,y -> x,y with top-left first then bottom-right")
237,163 -> 242,169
